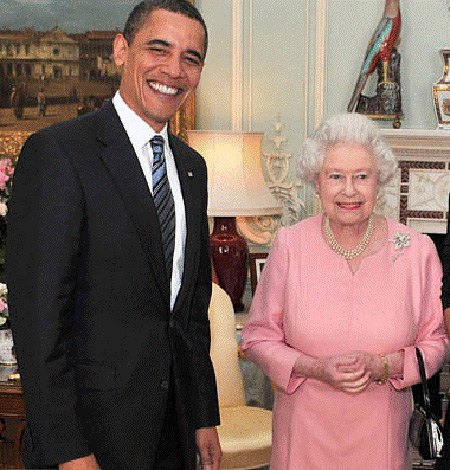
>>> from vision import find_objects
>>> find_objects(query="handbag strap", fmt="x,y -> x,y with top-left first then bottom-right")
415,347 -> 432,418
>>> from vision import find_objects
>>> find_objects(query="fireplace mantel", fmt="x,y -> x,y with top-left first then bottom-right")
380,129 -> 450,234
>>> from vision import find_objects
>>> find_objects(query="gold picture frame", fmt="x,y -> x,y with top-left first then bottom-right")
169,0 -> 196,141
249,253 -> 269,296
0,130 -> 32,161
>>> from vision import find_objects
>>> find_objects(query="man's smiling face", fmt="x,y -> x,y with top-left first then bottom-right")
114,8 -> 205,132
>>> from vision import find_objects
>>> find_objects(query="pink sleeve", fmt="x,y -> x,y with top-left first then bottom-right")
241,228 -> 304,394
391,235 -> 449,390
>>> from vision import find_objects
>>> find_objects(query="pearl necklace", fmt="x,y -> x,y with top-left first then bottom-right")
323,214 -> 374,260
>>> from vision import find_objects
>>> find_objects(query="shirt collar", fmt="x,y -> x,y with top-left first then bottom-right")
112,91 -> 169,151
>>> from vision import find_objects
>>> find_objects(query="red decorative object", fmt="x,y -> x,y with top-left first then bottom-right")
210,217 -> 248,312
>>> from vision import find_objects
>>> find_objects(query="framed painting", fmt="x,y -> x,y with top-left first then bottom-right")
0,0 -> 196,160
249,252 -> 269,296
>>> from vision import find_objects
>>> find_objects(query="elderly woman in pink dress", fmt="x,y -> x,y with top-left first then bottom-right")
241,113 -> 448,470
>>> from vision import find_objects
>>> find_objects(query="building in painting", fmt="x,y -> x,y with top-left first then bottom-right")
72,30 -> 119,81
0,27 -> 79,81
0,27 -> 120,107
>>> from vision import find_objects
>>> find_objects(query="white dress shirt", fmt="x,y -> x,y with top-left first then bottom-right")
113,91 -> 186,311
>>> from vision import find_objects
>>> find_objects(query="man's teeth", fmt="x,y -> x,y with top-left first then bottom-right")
338,202 -> 361,208
150,82 -> 178,95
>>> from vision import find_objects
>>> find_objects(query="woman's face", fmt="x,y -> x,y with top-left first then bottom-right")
315,143 -> 379,229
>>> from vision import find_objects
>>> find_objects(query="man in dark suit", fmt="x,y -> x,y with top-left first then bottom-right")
435,197 -> 450,469
6,1 -> 221,469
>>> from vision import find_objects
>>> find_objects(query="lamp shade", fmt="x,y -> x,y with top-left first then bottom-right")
186,131 -> 282,217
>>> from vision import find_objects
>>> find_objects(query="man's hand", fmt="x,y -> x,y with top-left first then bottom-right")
58,454 -> 101,470
196,426 -> 221,470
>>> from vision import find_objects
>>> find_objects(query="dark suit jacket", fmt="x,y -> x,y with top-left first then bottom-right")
435,194 -> 450,469
442,195 -> 450,310
6,101 -> 219,470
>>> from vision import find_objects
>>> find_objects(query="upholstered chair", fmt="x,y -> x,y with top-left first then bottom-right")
209,283 -> 272,470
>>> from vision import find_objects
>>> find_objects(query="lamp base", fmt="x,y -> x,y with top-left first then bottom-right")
210,217 -> 248,312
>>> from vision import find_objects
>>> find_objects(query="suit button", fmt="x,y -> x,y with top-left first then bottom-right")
160,380 -> 169,390
169,318 -> 175,328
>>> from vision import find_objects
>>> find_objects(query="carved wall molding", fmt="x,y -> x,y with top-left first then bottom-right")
237,117 -> 308,248
231,0 -> 244,132
263,119 -> 307,228
313,0 -> 328,133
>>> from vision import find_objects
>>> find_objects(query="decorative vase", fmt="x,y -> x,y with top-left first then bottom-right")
0,329 -> 16,366
432,49 -> 450,129
210,217 -> 248,312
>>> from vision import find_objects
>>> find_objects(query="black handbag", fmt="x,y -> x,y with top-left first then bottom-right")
408,347 -> 444,460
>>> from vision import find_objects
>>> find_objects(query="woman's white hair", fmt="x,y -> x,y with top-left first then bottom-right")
297,113 -> 396,190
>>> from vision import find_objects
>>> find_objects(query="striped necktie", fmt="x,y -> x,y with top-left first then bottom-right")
151,135 -> 175,282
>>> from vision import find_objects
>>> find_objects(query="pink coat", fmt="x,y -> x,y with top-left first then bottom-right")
242,215 -> 448,470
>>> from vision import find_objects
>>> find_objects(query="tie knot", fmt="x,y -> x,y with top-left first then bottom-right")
151,135 -> 164,145
151,135 -> 165,163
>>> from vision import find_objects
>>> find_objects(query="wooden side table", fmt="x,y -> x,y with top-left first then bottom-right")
0,372 -> 25,470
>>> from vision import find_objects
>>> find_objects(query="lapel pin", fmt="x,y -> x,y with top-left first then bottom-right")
187,171 -> 194,178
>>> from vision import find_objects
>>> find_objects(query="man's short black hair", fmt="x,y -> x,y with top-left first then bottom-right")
123,0 -> 208,60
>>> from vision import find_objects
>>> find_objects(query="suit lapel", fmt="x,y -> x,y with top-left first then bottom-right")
95,103 -> 170,306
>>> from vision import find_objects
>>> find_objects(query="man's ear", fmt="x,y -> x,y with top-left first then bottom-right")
113,34 -> 128,67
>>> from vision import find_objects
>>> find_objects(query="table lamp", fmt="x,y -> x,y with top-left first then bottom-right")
187,131 -> 281,311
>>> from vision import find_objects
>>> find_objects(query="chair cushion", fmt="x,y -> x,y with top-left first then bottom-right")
209,283 -> 246,407
218,406 -> 272,470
